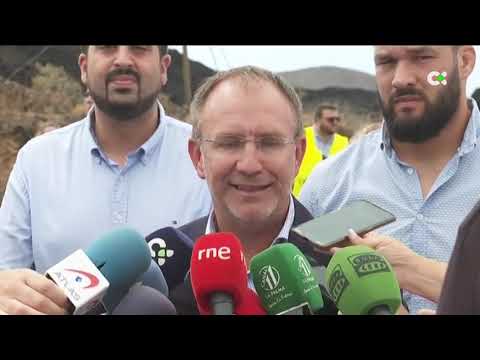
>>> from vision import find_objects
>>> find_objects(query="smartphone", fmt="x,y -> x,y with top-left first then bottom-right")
292,200 -> 396,249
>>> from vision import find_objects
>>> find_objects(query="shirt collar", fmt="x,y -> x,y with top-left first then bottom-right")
380,98 -> 480,158
87,101 -> 167,165
315,132 -> 334,147
380,119 -> 391,153
205,195 -> 296,245
85,107 -> 100,159
139,102 -> 167,165
458,99 -> 479,156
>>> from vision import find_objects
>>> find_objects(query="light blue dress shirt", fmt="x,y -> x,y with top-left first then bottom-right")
0,103 -> 212,273
314,133 -> 333,158
300,99 -> 480,315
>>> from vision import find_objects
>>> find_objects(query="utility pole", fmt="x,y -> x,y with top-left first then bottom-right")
182,46 -> 192,105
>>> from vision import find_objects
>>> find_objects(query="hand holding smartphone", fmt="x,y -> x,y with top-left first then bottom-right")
293,200 -> 396,251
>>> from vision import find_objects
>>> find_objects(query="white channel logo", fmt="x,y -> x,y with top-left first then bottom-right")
259,265 -> 281,291
295,255 -> 312,277
148,238 -> 174,266
427,71 -> 447,86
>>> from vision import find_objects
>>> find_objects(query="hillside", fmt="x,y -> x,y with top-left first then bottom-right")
280,66 -> 377,92
0,46 -> 215,106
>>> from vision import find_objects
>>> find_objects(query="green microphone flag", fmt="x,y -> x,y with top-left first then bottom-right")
325,245 -> 401,315
250,243 -> 324,315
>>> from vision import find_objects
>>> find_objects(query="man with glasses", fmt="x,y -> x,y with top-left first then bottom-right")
293,104 -> 349,197
149,66 -> 336,314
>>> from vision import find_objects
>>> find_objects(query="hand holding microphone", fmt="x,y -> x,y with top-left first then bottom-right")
0,269 -> 71,315
1,227 -> 157,315
339,229 -> 419,289
46,227 -> 152,315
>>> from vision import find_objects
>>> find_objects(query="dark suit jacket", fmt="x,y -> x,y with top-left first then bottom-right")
169,198 -> 338,315
437,199 -> 480,314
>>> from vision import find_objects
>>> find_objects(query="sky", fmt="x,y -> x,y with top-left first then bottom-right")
170,46 -> 480,96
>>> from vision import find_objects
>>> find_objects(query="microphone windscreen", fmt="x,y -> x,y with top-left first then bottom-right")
235,288 -> 267,315
146,227 -> 195,290
112,285 -> 176,315
86,227 -> 151,311
325,245 -> 401,315
251,243 -> 324,315
190,232 -> 248,315
138,260 -> 169,297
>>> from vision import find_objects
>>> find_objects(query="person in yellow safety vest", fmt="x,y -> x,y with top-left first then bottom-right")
293,104 -> 349,197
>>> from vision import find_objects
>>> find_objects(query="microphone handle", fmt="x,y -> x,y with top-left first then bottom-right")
368,305 -> 393,315
210,292 -> 234,315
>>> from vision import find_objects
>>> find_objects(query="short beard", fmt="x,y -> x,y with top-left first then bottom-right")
379,67 -> 461,144
91,88 -> 161,122
88,67 -> 161,122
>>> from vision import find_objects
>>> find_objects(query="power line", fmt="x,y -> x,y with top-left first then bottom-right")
4,46 -> 52,83
208,46 -> 219,70
219,47 -> 231,69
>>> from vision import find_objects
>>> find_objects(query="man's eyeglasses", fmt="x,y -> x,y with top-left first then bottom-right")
198,135 -> 296,155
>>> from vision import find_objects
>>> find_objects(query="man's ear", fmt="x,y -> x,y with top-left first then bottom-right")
188,138 -> 206,179
79,53 -> 88,86
457,46 -> 476,81
160,54 -> 172,86
294,136 -> 307,175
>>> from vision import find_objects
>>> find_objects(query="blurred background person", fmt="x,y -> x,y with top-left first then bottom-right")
293,104 -> 349,197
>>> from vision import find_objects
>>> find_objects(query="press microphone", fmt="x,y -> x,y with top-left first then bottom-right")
190,232 -> 248,315
112,285 -> 176,315
46,227 -> 152,315
195,285 -> 265,315
325,245 -> 401,315
139,260 -> 169,297
250,243 -> 324,315
235,288 -> 267,315
146,227 -> 195,290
